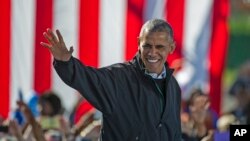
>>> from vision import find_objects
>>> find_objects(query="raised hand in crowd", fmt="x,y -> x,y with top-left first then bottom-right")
17,100 -> 46,141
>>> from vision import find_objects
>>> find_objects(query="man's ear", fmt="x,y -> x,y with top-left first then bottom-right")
137,37 -> 141,51
137,37 -> 141,46
169,41 -> 176,54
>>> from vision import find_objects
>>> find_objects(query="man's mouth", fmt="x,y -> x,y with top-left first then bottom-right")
147,59 -> 158,63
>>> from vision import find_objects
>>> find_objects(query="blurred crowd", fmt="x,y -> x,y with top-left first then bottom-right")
181,60 -> 250,141
0,91 -> 101,141
0,60 -> 250,141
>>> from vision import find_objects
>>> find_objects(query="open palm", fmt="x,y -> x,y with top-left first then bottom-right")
41,28 -> 73,61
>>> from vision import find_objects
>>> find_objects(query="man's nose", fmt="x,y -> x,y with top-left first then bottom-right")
148,47 -> 157,56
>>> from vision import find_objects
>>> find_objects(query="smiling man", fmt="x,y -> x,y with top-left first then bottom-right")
41,19 -> 182,141
138,20 -> 175,75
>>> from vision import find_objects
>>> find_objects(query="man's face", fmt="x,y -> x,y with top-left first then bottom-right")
139,31 -> 175,74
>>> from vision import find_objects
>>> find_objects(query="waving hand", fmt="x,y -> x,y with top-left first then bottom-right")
41,28 -> 73,61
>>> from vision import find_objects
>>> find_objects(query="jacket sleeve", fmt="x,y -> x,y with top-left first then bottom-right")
53,57 -> 118,115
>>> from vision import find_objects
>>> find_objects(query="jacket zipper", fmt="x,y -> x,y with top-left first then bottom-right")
154,81 -> 164,114
147,76 -> 164,114
150,78 -> 164,141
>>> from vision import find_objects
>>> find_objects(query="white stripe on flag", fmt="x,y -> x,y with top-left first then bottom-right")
11,0 -> 36,110
144,0 -> 166,21
52,0 -> 79,111
176,0 -> 213,99
99,0 -> 127,67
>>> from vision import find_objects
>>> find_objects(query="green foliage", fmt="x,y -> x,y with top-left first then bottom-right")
230,15 -> 250,35
224,14 -> 250,87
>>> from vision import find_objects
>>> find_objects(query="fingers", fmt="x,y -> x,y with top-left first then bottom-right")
40,42 -> 52,49
47,28 -> 59,43
42,28 -> 60,46
56,29 -> 65,44
16,101 -> 33,120
16,100 -> 23,106
43,31 -> 56,46
16,100 -> 28,110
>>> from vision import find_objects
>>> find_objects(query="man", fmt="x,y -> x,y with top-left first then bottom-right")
41,19 -> 181,141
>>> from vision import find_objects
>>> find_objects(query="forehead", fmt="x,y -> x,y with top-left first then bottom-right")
193,95 -> 208,102
140,31 -> 170,42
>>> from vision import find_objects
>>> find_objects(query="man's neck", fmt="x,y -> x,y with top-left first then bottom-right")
145,66 -> 166,79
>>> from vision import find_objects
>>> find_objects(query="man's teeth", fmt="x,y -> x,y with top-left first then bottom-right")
148,59 -> 158,63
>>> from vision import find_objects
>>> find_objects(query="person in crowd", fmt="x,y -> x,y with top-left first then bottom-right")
181,88 -> 217,141
17,100 -> 46,141
37,91 -> 70,140
212,113 -> 237,141
229,60 -> 250,124
37,91 -> 66,131
41,19 -> 182,141
0,120 -> 24,141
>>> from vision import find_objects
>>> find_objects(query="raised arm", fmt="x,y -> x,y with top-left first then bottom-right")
40,28 -> 73,61
17,101 -> 46,141
41,29 -> 119,115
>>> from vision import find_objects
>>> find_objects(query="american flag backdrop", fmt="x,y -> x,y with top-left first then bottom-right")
0,0 -> 229,119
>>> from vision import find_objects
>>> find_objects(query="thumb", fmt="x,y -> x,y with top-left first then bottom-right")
69,46 -> 74,54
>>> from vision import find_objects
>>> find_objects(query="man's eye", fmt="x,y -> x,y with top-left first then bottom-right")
156,45 -> 164,49
142,45 -> 151,48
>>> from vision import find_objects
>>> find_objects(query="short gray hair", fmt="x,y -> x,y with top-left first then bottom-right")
139,19 -> 174,42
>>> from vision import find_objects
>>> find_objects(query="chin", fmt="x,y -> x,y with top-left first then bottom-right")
147,69 -> 158,73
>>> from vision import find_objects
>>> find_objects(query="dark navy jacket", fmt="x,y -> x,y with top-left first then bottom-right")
54,53 -> 182,141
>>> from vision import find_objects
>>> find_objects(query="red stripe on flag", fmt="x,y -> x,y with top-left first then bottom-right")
79,0 -> 100,67
0,0 -> 11,119
125,0 -> 145,60
34,0 -> 53,94
165,0 -> 185,68
209,0 -> 230,114
76,0 -> 99,118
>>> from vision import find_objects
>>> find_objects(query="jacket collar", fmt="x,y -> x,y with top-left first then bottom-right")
145,66 -> 166,79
